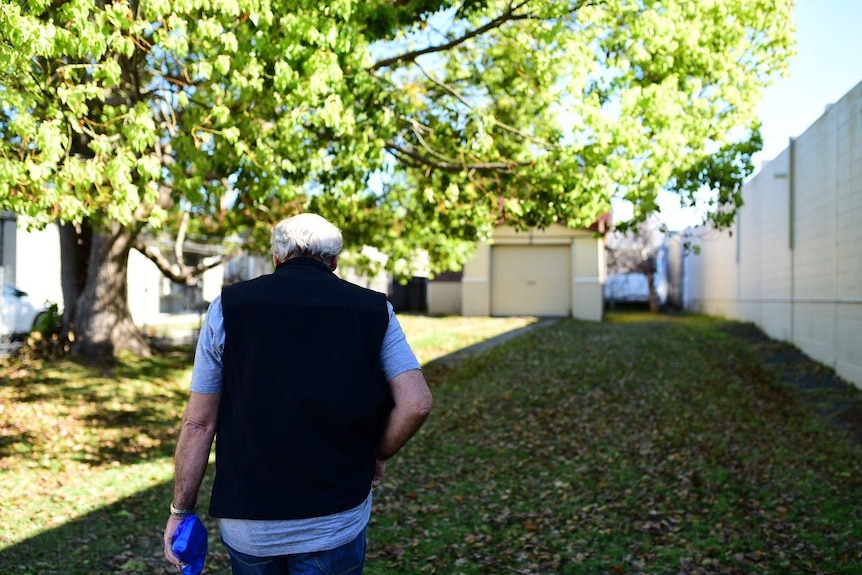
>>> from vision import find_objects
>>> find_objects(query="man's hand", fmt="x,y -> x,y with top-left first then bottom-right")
372,458 -> 387,487
164,514 -> 185,569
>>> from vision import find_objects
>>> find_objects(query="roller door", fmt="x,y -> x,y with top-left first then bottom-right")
490,245 -> 571,316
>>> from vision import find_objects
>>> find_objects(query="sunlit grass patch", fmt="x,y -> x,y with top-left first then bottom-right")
397,314 -> 537,365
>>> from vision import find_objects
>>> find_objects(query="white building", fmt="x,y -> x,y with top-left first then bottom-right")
683,79 -> 862,388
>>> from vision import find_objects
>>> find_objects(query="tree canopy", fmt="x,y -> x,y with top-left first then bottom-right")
0,0 -> 794,357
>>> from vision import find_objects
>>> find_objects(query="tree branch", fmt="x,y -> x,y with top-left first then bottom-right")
385,140 -> 528,173
369,0 -> 533,71
175,211 -> 189,264
132,236 -> 225,285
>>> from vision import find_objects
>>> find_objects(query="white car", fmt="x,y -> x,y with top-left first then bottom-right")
1,284 -> 47,340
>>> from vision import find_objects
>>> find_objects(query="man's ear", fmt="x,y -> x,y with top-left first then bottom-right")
272,254 -> 280,267
328,255 -> 338,271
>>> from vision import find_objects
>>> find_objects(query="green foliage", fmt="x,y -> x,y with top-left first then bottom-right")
0,0 -> 794,274
32,301 -> 62,337
670,129 -> 764,229
22,301 -> 64,358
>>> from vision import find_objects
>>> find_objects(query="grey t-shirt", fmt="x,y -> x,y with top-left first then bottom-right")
190,296 -> 421,556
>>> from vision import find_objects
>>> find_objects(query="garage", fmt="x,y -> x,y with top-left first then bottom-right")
452,224 -> 604,322
490,245 -> 571,316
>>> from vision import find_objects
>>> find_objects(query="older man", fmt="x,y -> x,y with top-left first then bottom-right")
164,213 -> 432,575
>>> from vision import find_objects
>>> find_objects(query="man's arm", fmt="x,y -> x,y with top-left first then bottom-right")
163,391 -> 221,567
374,369 -> 432,486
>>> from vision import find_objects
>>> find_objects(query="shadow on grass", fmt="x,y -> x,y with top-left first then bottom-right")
717,320 -> 862,445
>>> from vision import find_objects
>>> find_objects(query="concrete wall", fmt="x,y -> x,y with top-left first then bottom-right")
0,212 -> 17,286
685,80 -> 862,388
462,243 -> 492,316
427,282 -> 462,315
14,222 -> 63,310
572,235 -> 604,322
127,249 -> 170,327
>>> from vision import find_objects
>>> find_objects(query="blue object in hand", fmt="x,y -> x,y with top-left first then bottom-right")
171,514 -> 208,575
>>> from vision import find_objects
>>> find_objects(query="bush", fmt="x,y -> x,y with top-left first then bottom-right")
33,301 -> 62,337
26,302 -> 65,359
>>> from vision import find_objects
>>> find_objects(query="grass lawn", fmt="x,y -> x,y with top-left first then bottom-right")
2,312 -> 862,574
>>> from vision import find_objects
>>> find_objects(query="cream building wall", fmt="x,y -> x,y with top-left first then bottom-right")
458,224 -> 604,321
685,80 -> 862,388
426,281 -> 462,316
127,249 -> 164,327
462,243 -> 492,316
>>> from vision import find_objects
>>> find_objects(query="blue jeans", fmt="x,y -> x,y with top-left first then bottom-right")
224,528 -> 366,575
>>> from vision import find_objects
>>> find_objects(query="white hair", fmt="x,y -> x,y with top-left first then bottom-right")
270,213 -> 343,265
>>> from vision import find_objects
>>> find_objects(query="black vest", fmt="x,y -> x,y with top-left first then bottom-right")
209,257 -> 392,519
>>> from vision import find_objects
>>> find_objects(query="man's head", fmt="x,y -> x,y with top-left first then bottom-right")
271,213 -> 343,270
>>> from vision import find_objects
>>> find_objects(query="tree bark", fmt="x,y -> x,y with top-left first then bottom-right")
646,271 -> 660,314
71,221 -> 151,362
58,221 -> 91,342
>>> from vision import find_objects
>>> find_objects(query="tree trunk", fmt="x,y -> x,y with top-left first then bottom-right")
58,221 -> 91,342
71,221 -> 150,362
646,271 -> 660,314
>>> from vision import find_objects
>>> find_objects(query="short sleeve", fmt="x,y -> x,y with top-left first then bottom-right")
379,302 -> 421,381
190,296 -> 225,394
